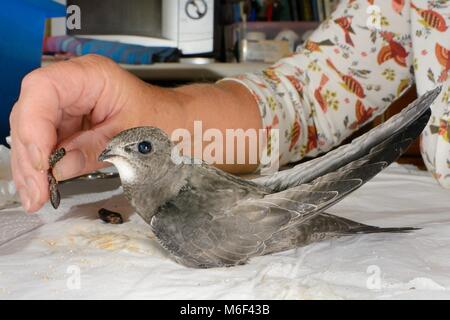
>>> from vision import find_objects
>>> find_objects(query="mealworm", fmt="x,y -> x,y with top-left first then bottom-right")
98,208 -> 124,224
48,148 -> 65,209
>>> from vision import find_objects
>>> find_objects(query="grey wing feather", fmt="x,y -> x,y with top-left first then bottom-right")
259,86 -> 436,222
153,88 -> 439,268
252,87 -> 441,191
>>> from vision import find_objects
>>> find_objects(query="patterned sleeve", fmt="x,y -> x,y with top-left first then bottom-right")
223,0 -> 413,168
410,1 -> 450,189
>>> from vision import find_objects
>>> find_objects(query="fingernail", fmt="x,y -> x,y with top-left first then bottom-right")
19,188 -> 31,212
27,144 -> 44,171
53,149 -> 85,181
25,177 -> 41,210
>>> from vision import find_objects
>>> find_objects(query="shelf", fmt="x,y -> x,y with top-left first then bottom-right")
121,62 -> 270,81
41,58 -> 269,81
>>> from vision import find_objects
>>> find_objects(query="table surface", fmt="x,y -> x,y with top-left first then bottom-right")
1,163 -> 450,299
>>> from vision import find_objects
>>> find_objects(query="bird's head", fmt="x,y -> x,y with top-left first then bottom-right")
98,127 -> 177,185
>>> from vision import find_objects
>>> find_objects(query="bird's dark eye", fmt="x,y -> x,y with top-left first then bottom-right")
138,141 -> 152,154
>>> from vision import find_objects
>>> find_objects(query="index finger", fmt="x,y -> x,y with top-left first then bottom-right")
12,58 -> 107,167
9,56 -> 108,212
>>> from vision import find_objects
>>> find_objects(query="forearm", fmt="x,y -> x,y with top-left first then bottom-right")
143,81 -> 262,174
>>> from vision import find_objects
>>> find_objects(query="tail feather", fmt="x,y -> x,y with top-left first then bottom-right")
319,212 -> 420,235
262,212 -> 418,255
345,32 -> 354,47
438,69 -> 449,82
326,58 -> 341,76
346,226 -> 419,235
319,74 -> 329,87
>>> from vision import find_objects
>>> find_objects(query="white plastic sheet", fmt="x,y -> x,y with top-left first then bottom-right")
0,145 -> 19,210
0,163 -> 450,299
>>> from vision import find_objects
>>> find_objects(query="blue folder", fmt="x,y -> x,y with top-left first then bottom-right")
0,0 -> 65,144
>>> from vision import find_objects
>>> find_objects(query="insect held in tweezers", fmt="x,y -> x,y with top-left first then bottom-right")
48,148 -> 66,209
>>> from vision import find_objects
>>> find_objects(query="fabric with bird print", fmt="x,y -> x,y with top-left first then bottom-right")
226,0 -> 450,189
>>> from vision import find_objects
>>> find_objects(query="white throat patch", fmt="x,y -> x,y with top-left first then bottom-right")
105,157 -> 136,183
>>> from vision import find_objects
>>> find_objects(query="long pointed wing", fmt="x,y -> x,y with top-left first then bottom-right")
154,89 -> 438,268
229,98 -> 433,241
252,87 -> 441,192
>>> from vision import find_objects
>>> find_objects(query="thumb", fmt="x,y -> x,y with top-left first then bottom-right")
52,128 -> 114,181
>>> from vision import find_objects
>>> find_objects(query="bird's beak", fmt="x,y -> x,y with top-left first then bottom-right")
98,148 -> 113,162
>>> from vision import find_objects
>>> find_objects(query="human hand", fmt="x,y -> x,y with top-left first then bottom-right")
9,54 -> 182,213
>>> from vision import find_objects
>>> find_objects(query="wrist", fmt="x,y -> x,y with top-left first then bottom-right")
171,81 -> 261,131
130,84 -> 188,136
